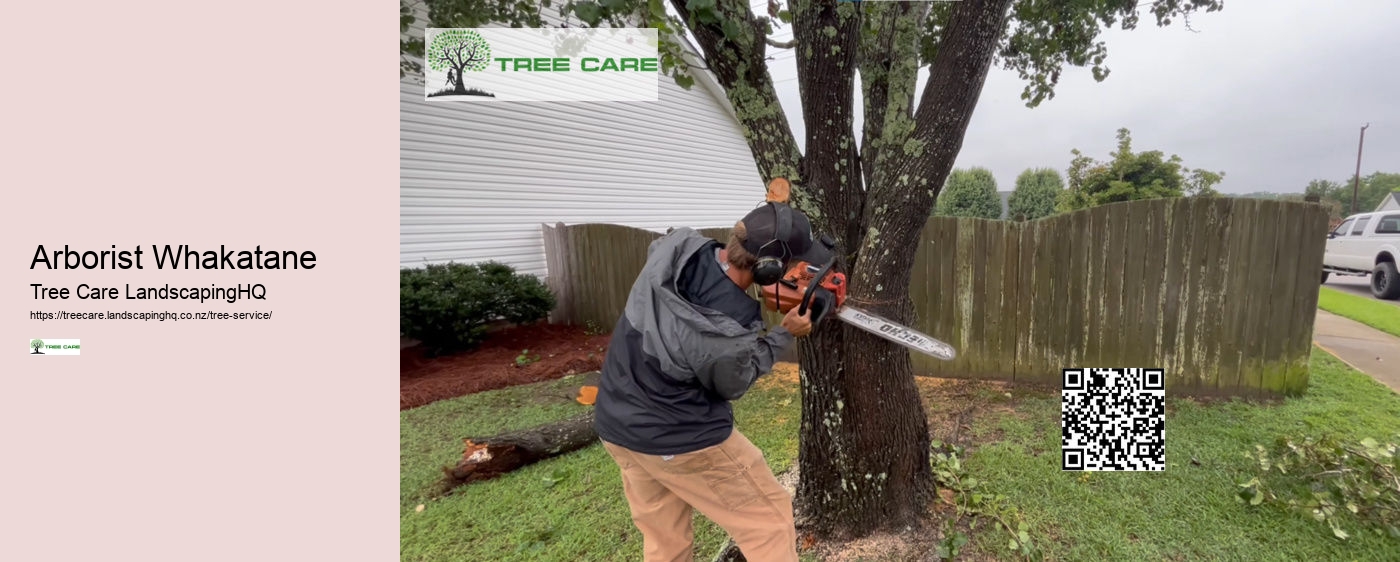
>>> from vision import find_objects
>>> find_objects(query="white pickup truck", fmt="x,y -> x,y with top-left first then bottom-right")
1322,211 -> 1400,299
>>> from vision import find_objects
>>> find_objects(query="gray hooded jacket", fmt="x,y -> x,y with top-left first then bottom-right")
593,227 -> 794,455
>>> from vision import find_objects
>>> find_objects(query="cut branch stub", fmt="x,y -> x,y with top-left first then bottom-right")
767,177 -> 792,203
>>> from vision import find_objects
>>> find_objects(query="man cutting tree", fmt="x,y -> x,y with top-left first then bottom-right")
593,179 -> 826,562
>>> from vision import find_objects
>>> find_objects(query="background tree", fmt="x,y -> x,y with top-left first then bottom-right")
402,0 -> 1226,540
1356,172 -> 1400,212
1058,127 -> 1224,212
1305,179 -> 1345,201
1008,167 -> 1063,220
1185,168 -> 1223,198
936,167 -> 1003,219
1301,174 -> 1400,219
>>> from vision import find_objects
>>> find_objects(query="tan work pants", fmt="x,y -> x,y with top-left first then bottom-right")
601,430 -> 798,562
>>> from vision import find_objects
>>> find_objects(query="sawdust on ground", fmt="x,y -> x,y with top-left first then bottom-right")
809,497 -> 1000,562
746,368 -> 1050,561
755,361 -> 801,390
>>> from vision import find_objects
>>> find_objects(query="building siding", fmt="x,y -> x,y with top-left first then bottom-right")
400,9 -> 765,277
1376,193 -> 1400,212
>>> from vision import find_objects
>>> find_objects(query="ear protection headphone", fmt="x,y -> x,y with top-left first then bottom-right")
751,202 -> 793,286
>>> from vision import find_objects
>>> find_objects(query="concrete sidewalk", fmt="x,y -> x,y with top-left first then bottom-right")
1312,309 -> 1400,393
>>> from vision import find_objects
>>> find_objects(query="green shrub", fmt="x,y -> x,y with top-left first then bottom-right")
400,261 -> 556,355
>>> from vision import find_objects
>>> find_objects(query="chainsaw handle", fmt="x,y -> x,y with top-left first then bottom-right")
798,259 -> 836,318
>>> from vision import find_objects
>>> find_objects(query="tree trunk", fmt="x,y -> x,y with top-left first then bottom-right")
452,65 -> 467,93
667,0 -> 1011,541
441,411 -> 597,489
795,0 -> 1014,539
669,0 -> 803,184
796,282 -> 932,538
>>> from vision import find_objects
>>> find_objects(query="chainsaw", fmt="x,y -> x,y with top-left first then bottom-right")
757,249 -> 957,362
751,177 -> 956,361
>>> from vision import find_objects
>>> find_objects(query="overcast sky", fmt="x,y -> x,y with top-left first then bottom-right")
747,0 -> 1398,195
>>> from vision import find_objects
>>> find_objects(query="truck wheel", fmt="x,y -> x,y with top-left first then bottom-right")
1321,271 -> 1330,284
1372,262 -> 1400,300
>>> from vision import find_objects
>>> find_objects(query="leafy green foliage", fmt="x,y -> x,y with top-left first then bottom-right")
1304,173 -> 1400,218
936,167 -> 1003,219
400,0 -> 1224,107
999,0 -> 1224,106
400,261 -> 556,356
931,441 -> 1043,561
935,520 -> 969,561
515,349 -> 541,367
1238,434 -> 1400,541
1057,127 -> 1224,212
1008,167 -> 1063,220
400,1 -> 425,77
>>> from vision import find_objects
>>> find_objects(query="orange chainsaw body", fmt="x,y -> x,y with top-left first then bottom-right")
759,261 -> 847,323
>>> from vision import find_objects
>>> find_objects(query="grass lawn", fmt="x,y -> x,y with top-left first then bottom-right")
1318,286 -> 1400,338
962,347 -> 1400,561
400,370 -> 803,562
402,350 -> 1400,561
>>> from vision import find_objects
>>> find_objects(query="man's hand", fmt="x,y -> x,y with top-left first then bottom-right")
781,307 -> 813,337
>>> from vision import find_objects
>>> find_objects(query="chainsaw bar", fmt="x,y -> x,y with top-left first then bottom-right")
835,306 -> 957,361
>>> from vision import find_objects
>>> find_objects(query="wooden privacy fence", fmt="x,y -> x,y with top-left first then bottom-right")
542,224 -> 784,330
542,197 -> 1330,397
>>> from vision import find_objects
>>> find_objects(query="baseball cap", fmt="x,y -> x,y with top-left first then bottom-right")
738,202 -> 834,267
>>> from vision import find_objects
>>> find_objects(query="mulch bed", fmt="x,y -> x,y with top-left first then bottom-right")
400,323 -> 611,409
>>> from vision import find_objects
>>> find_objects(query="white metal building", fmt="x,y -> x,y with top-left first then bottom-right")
1376,193 -> 1400,213
400,9 -> 766,277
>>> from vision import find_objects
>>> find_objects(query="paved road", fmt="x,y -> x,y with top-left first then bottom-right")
1322,273 -> 1400,307
1313,309 -> 1400,394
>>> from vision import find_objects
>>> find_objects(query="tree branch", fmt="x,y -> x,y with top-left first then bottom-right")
853,0 -> 1014,303
766,37 -> 796,49
792,0 -> 862,257
859,2 -> 926,212
669,0 -> 802,186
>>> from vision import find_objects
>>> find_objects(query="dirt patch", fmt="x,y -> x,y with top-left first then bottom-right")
915,376 -> 1027,451
400,322 -> 610,409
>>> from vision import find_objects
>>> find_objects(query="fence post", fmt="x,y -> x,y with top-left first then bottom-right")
541,222 -> 572,325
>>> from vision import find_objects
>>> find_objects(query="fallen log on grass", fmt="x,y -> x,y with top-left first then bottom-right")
442,411 -> 598,489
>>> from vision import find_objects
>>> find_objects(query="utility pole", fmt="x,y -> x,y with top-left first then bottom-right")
1351,123 -> 1369,214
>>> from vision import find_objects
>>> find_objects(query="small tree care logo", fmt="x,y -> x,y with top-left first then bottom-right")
30,338 -> 80,356
419,28 -> 659,101
426,29 -> 495,99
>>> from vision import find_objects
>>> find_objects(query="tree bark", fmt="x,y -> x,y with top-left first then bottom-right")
796,0 -> 1014,540
791,0 -> 862,252
666,0 -> 1015,542
441,411 -> 597,489
669,0 -> 803,184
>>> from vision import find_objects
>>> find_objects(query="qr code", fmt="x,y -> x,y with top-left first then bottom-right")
1061,368 -> 1165,471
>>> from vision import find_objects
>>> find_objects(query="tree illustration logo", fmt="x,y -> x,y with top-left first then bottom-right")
31,339 -> 44,354
426,29 -> 496,98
